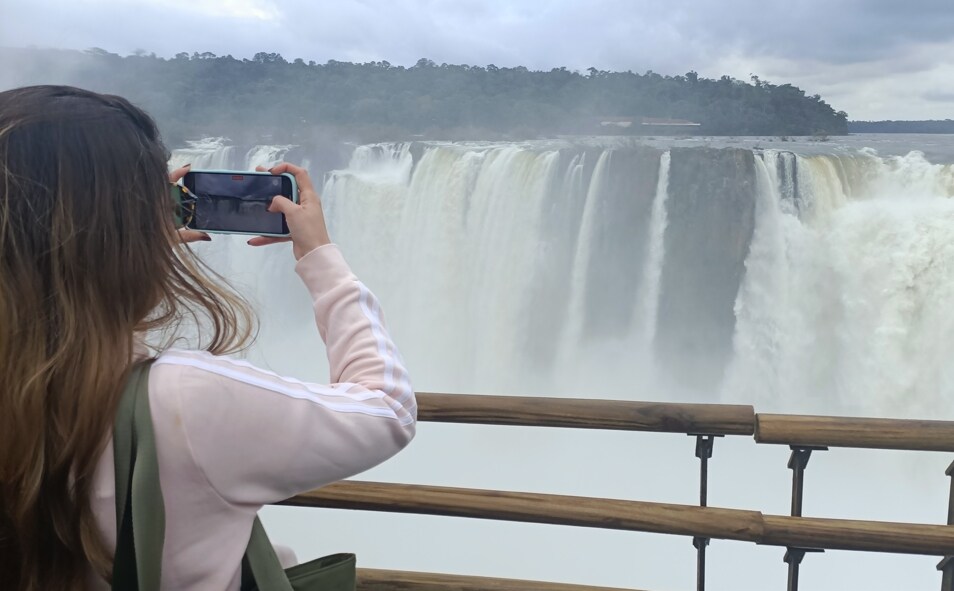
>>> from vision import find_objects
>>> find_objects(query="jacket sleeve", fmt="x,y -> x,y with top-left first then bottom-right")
153,244 -> 416,505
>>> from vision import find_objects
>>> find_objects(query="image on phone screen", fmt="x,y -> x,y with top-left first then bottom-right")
187,173 -> 290,235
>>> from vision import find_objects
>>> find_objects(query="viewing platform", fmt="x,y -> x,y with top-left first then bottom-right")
277,393 -> 954,591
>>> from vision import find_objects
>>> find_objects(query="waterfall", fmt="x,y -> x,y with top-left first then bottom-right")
171,138 -> 954,415
171,137 -> 954,591
722,151 -> 799,408
245,144 -> 295,169
168,137 -> 237,169
563,148 -> 611,360
316,140 -> 954,413
168,138 -> 296,170
726,149 -> 954,415
724,150 -> 954,416
638,150 -> 671,347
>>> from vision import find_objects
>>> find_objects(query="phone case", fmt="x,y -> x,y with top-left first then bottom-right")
182,169 -> 299,237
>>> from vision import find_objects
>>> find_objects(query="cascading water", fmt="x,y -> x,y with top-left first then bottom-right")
172,136 -> 954,590
316,140 -> 954,415
726,149 -> 954,416
245,144 -> 297,169
168,138 -> 299,171
637,151 -> 671,348
168,137 -> 237,169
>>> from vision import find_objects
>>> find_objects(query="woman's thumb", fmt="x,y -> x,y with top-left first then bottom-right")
267,195 -> 297,214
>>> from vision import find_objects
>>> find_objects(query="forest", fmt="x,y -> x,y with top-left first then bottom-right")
1,47 -> 849,144
849,120 -> 954,133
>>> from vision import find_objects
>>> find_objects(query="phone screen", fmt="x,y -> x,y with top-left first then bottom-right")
184,172 -> 292,235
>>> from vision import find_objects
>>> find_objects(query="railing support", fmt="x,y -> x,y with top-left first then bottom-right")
692,536 -> 709,591
939,460 -> 954,591
940,557 -> 954,591
690,434 -> 719,591
784,549 -> 805,591
785,446 -> 826,591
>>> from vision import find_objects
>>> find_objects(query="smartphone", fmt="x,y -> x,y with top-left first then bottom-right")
181,170 -> 298,236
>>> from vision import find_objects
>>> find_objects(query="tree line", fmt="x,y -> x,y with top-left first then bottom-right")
849,120 -> 954,134
1,47 -> 849,144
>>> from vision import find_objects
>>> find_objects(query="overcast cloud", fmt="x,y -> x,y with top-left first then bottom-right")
2,0 -> 953,119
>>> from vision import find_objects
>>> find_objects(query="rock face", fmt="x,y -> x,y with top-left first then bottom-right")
655,147 -> 758,392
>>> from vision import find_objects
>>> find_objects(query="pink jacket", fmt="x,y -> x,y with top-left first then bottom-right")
87,244 -> 416,590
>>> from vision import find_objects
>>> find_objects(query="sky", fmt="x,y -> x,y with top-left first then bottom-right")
2,0 -> 954,120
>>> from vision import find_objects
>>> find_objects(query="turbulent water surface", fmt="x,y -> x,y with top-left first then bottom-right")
173,134 -> 954,591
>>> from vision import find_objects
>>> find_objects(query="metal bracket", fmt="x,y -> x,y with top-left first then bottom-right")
689,434 -> 721,591
938,460 -> 954,591
785,446 -> 827,591
939,557 -> 954,591
945,460 -> 954,525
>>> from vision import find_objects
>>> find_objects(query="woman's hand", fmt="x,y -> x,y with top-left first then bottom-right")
247,163 -> 332,260
169,163 -> 211,243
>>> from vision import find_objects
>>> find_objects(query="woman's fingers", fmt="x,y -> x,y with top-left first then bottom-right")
267,162 -> 317,205
177,228 -> 211,243
268,162 -> 313,191
169,163 -> 191,183
241,163 -> 331,258
266,195 -> 298,215
247,236 -> 292,247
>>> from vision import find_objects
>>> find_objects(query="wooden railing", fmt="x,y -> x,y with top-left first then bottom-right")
414,392 -> 954,451
276,392 -> 954,591
284,481 -> 954,555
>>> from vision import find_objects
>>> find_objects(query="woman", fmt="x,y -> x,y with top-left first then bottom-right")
0,85 -> 416,590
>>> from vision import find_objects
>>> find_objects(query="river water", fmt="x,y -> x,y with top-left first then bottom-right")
173,134 -> 954,591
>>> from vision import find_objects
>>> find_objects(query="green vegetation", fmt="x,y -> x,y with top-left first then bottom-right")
2,47 -> 848,144
849,120 -> 954,133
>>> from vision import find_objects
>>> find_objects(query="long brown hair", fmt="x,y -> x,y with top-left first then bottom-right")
0,85 -> 254,590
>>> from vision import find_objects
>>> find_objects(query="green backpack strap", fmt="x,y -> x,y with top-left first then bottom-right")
112,362 -> 165,591
241,517 -> 357,591
113,361 -> 353,591
241,517 -> 295,591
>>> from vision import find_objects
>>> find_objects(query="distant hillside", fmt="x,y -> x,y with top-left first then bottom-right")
1,47 -> 848,143
849,120 -> 954,133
